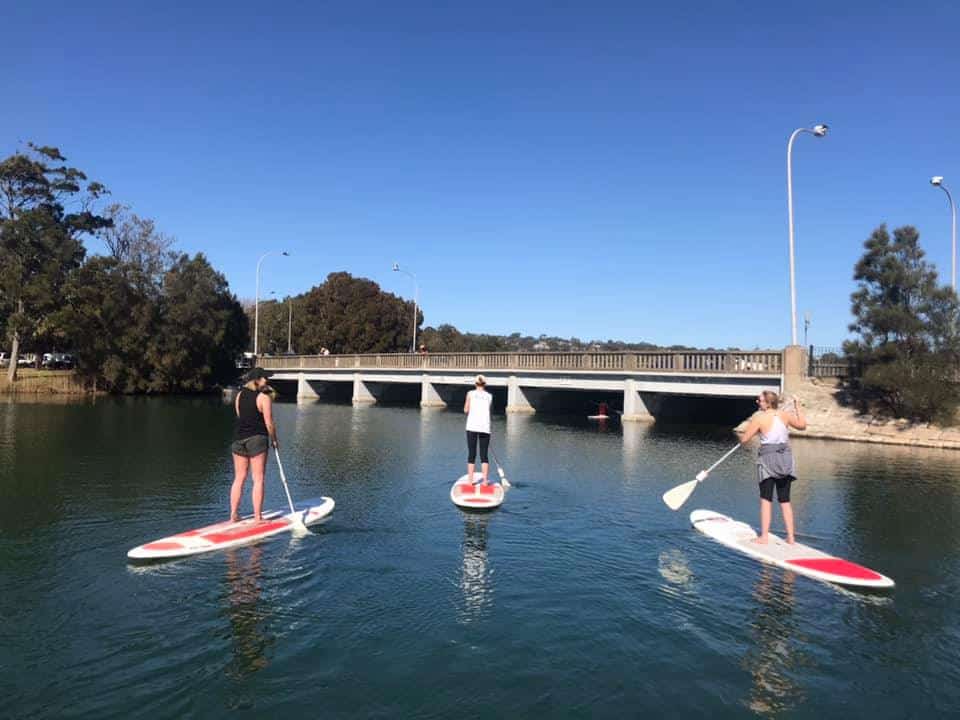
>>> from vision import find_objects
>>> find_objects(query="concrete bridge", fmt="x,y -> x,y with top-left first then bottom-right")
261,349 -> 804,421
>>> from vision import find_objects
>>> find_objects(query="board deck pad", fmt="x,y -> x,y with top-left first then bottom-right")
450,473 -> 505,510
128,497 -> 335,560
690,509 -> 894,589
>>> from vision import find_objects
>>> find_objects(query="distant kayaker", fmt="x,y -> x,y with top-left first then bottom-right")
464,374 -> 493,485
230,367 -> 279,523
738,391 -> 806,544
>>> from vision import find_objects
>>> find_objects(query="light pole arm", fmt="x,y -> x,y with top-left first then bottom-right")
939,184 -> 957,292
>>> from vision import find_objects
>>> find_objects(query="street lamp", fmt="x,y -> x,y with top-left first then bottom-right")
392,262 -> 419,353
287,296 -> 294,354
930,176 -> 957,291
254,251 -> 288,357
786,123 -> 828,345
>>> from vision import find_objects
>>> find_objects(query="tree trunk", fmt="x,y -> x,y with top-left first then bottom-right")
6,298 -> 23,383
7,330 -> 19,383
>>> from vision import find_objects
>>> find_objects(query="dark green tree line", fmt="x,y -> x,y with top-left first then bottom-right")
844,224 -> 960,423
1,143 -> 249,393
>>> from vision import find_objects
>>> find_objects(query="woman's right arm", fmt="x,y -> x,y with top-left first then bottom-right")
783,397 -> 807,430
464,392 -> 471,414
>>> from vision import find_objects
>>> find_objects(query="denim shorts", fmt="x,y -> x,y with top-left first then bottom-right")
231,435 -> 269,458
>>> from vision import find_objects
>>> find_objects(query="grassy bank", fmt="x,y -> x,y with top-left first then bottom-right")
0,369 -> 91,395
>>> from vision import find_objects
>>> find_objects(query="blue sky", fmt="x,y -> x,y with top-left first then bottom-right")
4,1 -> 959,349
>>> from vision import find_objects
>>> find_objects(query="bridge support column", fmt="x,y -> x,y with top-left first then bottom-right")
420,376 -> 448,408
783,345 -> 808,394
352,374 -> 378,406
297,374 -> 319,401
622,379 -> 658,422
506,376 -> 536,414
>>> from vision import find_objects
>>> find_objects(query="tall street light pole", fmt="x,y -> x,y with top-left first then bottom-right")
254,251 -> 288,357
787,123 -> 828,345
392,263 -> 419,353
287,296 -> 293,354
931,176 -> 957,292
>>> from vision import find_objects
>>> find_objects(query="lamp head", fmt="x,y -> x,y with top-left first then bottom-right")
931,176 -> 944,186
392,263 -> 400,272
812,124 -> 828,137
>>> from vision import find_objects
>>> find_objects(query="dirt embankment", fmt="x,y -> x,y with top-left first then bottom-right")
735,377 -> 960,450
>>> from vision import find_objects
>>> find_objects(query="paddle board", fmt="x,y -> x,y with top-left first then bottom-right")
127,497 -> 335,561
690,509 -> 894,589
451,473 -> 505,510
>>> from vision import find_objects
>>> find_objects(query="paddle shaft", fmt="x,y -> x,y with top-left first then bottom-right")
702,443 -> 742,478
490,445 -> 511,487
273,447 -> 298,516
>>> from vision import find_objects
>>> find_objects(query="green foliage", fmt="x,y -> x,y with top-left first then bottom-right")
0,143 -> 110,378
57,254 -> 248,393
151,254 -> 248,392
844,224 -> 960,423
296,272 -> 419,354
55,257 -> 159,392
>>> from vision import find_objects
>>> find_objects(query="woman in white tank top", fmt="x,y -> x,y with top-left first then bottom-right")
739,391 -> 807,544
464,374 -> 493,484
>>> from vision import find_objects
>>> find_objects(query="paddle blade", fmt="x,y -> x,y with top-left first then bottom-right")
662,478 -> 699,511
497,466 -> 511,488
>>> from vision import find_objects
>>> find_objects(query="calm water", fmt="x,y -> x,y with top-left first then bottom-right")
2,397 -> 959,718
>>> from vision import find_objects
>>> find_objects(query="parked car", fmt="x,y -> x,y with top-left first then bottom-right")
17,353 -> 37,367
0,352 -> 8,368
42,352 -> 75,370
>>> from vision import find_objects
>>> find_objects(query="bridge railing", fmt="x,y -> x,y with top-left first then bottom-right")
260,351 -> 783,374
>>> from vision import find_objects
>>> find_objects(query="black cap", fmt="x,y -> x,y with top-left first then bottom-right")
244,367 -> 269,382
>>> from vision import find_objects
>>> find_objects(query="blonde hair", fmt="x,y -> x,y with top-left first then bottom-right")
761,390 -> 780,409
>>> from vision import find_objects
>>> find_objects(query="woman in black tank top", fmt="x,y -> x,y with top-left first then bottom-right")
230,367 -> 278,522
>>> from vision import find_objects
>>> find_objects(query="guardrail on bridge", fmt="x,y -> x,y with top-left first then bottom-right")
260,351 -> 783,374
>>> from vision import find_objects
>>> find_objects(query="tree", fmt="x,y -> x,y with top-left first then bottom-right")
54,257 -> 159,392
150,254 -> 249,392
844,224 -> 960,422
297,272 -> 419,354
0,143 -> 109,380
98,203 -> 176,286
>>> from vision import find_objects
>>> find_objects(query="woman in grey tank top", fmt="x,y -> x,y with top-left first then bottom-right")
739,391 -> 807,544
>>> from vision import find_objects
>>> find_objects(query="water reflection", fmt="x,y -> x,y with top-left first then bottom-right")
458,515 -> 494,623
223,545 -> 272,684
742,566 -> 807,716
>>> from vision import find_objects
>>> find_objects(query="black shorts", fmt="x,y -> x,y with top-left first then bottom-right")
466,431 -> 490,464
758,474 -> 795,503
232,435 -> 269,458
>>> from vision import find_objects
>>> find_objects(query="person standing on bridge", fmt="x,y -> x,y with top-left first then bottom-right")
738,391 -> 806,545
230,368 -> 279,523
464,375 -> 493,485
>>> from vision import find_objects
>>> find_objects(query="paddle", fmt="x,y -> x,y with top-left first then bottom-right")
662,443 -> 741,511
273,446 -> 309,532
489,446 -> 512,488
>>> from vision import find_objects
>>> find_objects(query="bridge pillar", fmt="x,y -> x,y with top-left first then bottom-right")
420,376 -> 448,408
297,374 -> 319,401
506,376 -> 536,414
352,374 -> 379,406
622,379 -> 658,422
783,345 -> 807,394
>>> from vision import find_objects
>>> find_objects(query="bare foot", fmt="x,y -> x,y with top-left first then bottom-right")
230,515 -> 239,523
254,516 -> 265,523
786,536 -> 796,545
752,536 -> 770,545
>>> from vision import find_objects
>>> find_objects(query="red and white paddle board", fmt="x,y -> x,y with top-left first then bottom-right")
127,497 -> 335,560
451,473 -> 505,510
690,509 -> 894,589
